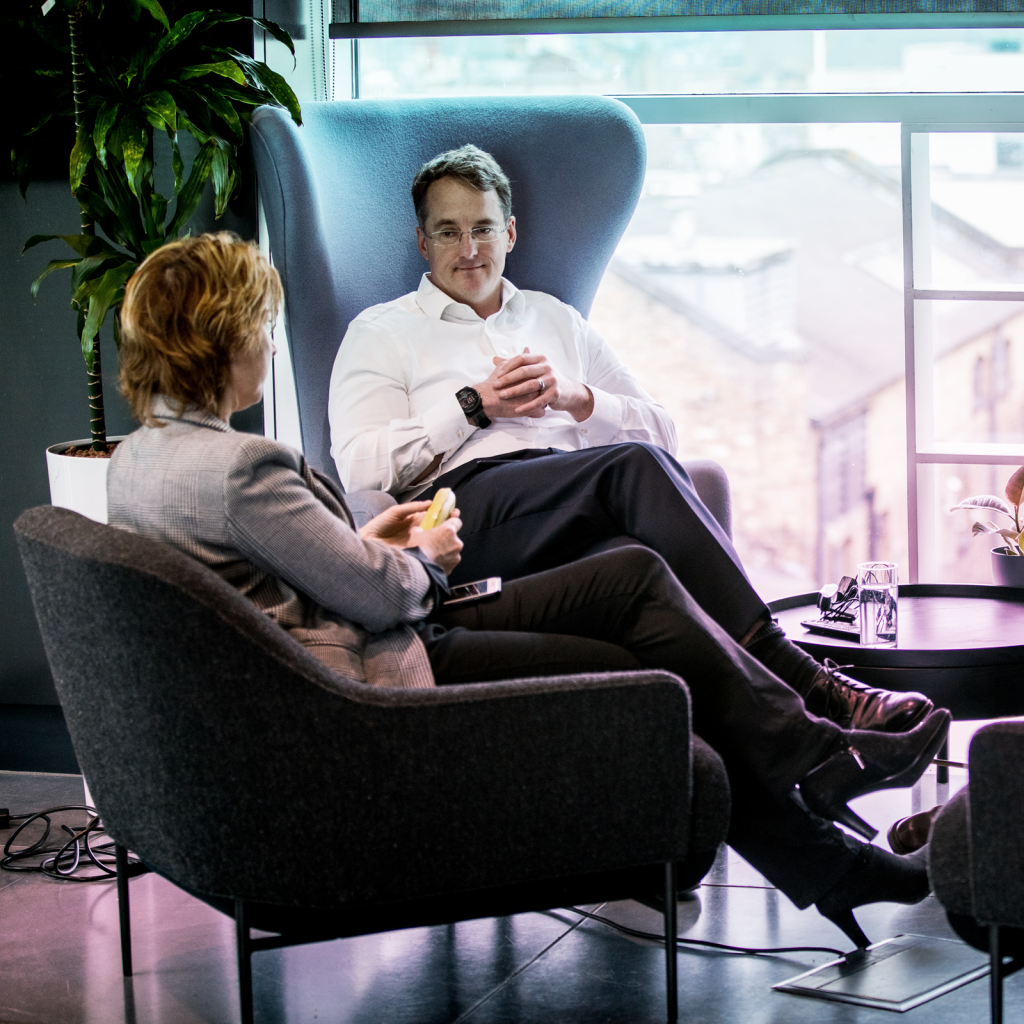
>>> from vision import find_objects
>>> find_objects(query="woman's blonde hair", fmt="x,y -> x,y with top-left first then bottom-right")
119,232 -> 282,425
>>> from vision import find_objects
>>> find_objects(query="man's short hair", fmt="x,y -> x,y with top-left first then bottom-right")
119,232 -> 282,426
411,144 -> 512,227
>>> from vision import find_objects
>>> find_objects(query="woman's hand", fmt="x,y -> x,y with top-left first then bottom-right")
359,501 -> 432,547
408,513 -> 463,576
361,500 -> 464,575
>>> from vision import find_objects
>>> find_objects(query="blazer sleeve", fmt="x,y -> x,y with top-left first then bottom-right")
222,439 -> 436,633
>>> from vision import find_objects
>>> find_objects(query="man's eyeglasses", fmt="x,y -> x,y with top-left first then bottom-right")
425,224 -> 508,247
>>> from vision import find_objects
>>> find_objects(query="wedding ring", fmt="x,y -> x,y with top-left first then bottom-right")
538,378 -> 546,393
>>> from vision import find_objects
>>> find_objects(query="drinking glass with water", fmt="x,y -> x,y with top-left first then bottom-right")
858,561 -> 898,646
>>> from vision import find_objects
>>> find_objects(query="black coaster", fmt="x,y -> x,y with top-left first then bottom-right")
773,933 -> 989,1012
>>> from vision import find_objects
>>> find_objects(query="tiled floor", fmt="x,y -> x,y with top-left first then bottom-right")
0,721 -> 1015,1024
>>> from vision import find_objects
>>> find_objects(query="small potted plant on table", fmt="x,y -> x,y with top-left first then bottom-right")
950,466 -> 1024,587
18,0 -> 299,521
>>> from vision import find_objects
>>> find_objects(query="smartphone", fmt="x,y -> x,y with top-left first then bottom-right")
442,577 -> 502,606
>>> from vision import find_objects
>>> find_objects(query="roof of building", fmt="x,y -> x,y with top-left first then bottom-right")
614,150 -> 1024,423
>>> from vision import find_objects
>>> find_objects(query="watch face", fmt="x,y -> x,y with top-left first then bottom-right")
457,387 -> 480,413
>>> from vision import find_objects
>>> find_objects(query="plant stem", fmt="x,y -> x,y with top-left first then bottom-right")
87,338 -> 107,449
70,2 -> 106,450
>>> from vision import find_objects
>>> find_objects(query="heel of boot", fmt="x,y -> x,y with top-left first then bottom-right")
831,803 -> 879,841
818,906 -> 871,951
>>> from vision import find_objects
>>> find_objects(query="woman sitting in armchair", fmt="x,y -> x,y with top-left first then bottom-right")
109,231 -> 950,950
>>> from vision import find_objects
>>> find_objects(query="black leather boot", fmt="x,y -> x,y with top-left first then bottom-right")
745,619 -> 933,732
816,844 -> 931,950
798,708 -> 951,840
803,658 -> 934,733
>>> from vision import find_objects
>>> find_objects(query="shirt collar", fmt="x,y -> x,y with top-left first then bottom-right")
150,394 -> 231,433
415,273 -> 525,323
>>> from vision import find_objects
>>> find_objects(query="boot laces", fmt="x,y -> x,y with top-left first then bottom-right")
821,657 -> 858,717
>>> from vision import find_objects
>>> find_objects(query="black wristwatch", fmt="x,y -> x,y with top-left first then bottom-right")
456,386 -> 491,429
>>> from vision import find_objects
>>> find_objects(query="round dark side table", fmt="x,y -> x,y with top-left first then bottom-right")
768,584 -> 1024,721
769,584 -> 1024,781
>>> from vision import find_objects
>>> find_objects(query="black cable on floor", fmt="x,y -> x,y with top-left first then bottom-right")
1,805 -> 139,882
568,905 -> 845,958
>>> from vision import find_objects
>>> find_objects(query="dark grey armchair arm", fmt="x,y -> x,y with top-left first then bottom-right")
965,721 -> 1024,929
95,658 -> 695,912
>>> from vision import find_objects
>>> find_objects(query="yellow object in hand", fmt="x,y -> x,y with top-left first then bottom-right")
421,488 -> 456,530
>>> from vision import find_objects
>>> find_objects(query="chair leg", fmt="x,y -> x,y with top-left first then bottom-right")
664,861 -> 678,1024
115,844 -> 133,977
991,924 -> 1003,1024
236,899 -> 254,1024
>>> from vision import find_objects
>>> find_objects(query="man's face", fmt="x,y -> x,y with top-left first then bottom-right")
416,176 -> 516,318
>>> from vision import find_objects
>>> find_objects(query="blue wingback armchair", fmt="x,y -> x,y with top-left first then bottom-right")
249,95 -> 732,535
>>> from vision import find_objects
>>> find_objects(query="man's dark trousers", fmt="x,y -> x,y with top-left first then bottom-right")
423,441 -> 769,642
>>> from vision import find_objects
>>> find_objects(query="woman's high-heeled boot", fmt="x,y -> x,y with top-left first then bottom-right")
798,708 -> 951,840
816,844 -> 930,950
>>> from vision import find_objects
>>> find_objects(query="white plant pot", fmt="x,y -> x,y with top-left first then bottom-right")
45,437 -> 125,525
992,546 -> 1024,588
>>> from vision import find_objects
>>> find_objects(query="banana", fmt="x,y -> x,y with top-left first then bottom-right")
421,488 -> 456,530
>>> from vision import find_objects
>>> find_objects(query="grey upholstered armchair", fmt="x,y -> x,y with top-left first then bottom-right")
249,95 -> 733,537
15,505 -> 730,1024
929,721 -> 1024,1024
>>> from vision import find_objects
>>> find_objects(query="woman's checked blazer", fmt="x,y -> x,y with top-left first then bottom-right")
107,396 -> 440,689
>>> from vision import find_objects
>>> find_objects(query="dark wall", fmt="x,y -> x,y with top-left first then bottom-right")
1,1 -> 260,709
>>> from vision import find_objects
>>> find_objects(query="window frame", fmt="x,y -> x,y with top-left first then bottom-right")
327,30 -> 1024,585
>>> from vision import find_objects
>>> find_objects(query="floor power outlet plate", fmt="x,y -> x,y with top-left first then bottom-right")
773,932 -> 990,1012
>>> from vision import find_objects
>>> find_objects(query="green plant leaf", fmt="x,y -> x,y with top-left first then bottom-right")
75,183 -> 139,254
1006,467 -> 1024,509
70,128 -> 95,194
231,52 -> 302,125
147,190 -> 169,235
168,129 -> 184,194
120,113 -> 149,196
178,60 -> 245,85
23,233 -> 115,258
210,142 -> 232,217
198,13 -> 296,61
205,81 -> 274,109
147,9 -> 206,73
80,262 -> 136,369
165,138 -> 215,238
141,90 -> 178,133
950,495 -> 1015,519
71,250 -> 125,293
252,17 -> 296,60
30,258 -> 82,300
131,0 -> 170,30
190,82 -> 242,141
93,101 -> 120,168
176,111 -> 211,146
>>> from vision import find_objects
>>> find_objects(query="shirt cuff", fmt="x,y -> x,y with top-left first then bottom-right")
422,392 -> 477,458
580,386 -> 624,447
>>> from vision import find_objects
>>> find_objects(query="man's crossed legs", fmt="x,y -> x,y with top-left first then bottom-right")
423,441 -> 932,734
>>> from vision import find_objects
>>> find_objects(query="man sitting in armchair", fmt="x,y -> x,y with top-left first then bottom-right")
328,142 -> 932,736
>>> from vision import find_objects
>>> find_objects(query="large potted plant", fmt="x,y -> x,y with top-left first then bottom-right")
16,0 -> 300,521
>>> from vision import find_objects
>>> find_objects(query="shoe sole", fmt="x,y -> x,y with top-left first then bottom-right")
874,708 -> 951,791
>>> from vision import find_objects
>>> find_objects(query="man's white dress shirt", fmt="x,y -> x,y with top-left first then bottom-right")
329,273 -> 677,498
